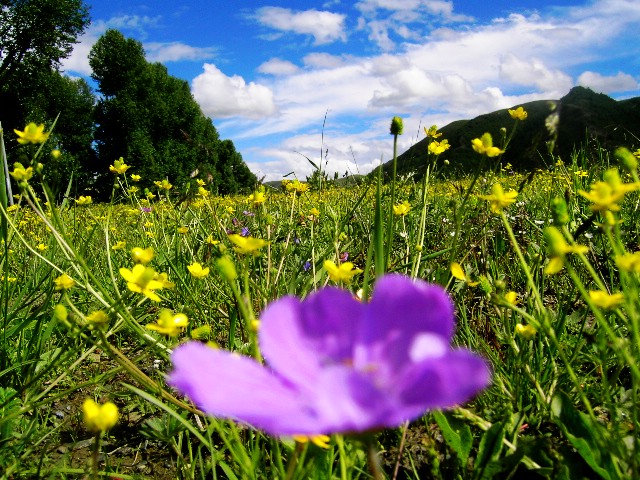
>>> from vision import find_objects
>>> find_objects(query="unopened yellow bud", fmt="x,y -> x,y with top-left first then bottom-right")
216,255 -> 238,282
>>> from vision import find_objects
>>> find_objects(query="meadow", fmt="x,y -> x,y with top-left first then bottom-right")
1,113 -> 640,479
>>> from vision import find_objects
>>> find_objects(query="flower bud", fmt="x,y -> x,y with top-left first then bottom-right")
615,147 -> 637,173
216,255 -> 238,282
390,116 -> 404,135
550,197 -> 570,226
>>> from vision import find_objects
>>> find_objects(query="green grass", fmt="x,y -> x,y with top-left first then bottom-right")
1,119 -> 640,479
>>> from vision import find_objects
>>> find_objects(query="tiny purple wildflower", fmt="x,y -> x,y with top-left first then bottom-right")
340,251 -> 349,262
140,207 -> 152,213
303,261 -> 312,272
232,217 -> 240,227
169,274 -> 490,436
241,227 -> 250,237
243,210 -> 255,217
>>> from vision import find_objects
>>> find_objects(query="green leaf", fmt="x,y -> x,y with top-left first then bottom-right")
474,421 -> 505,480
433,410 -> 472,464
551,392 -> 618,480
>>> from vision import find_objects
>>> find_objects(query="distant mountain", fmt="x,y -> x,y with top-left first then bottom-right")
381,86 -> 640,178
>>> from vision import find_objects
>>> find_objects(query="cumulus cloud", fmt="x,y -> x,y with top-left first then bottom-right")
577,71 -> 639,94
499,54 -> 573,93
255,7 -> 347,44
258,58 -> 299,76
192,64 -> 277,119
145,42 -> 216,63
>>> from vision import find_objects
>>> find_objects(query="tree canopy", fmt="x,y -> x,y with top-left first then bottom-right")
89,29 -> 255,195
1,7 -> 255,199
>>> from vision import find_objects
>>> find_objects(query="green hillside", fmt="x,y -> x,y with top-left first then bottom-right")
381,86 -> 640,178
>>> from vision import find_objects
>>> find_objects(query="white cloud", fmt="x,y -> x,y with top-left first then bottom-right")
258,58 -> 299,76
145,42 -> 216,63
255,7 -> 347,45
577,71 -> 639,94
355,0 -> 473,50
302,52 -> 348,69
499,54 -> 573,93
61,15 -> 212,76
192,64 -> 276,119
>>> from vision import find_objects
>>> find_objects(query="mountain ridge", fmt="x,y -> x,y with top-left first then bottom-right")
381,86 -> 640,178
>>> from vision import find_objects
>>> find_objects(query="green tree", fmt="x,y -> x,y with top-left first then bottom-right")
89,29 -> 256,195
0,0 -> 92,196
0,0 -> 89,84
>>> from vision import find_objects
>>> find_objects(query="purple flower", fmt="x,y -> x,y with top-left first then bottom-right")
241,227 -> 250,237
340,251 -> 349,262
169,274 -> 490,436
303,260 -> 312,272
140,207 -> 152,213
243,210 -> 256,217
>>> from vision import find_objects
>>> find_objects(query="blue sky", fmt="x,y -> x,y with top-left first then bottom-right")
62,0 -> 640,180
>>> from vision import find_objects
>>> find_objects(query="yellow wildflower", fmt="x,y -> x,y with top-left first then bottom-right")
478,183 -> 517,214
323,260 -> 363,284
309,207 -> 320,216
51,149 -> 61,158
424,125 -> 442,138
177,226 -> 189,234
578,169 -> 640,212
198,186 -> 210,197
229,234 -> 269,256
450,262 -> 479,287
130,174 -> 141,182
86,310 -> 110,325
543,227 -> 589,275
36,243 -> 47,252
119,264 -> 164,301
248,189 -> 266,205
515,323 -> 537,340
14,123 -> 50,144
589,290 -> 624,310
154,179 -> 173,190
82,399 -> 118,432
615,252 -> 640,273
75,195 -> 92,205
393,200 -> 411,216
196,179 -> 205,186
109,157 -> 130,174
292,434 -> 331,449
146,309 -> 189,336
428,139 -> 450,155
111,241 -> 126,251
471,133 -> 504,157
508,107 -> 528,121
131,247 -> 154,264
154,272 -> 175,289
504,291 -> 519,305
9,163 -> 33,182
187,262 -> 210,279
285,180 -> 309,194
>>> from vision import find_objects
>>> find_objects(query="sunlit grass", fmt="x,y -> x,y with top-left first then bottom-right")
1,118 -> 640,479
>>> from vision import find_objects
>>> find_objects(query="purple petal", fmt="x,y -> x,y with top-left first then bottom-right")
169,342 -> 322,434
259,288 -> 362,386
357,275 -> 455,373
398,349 -> 491,410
